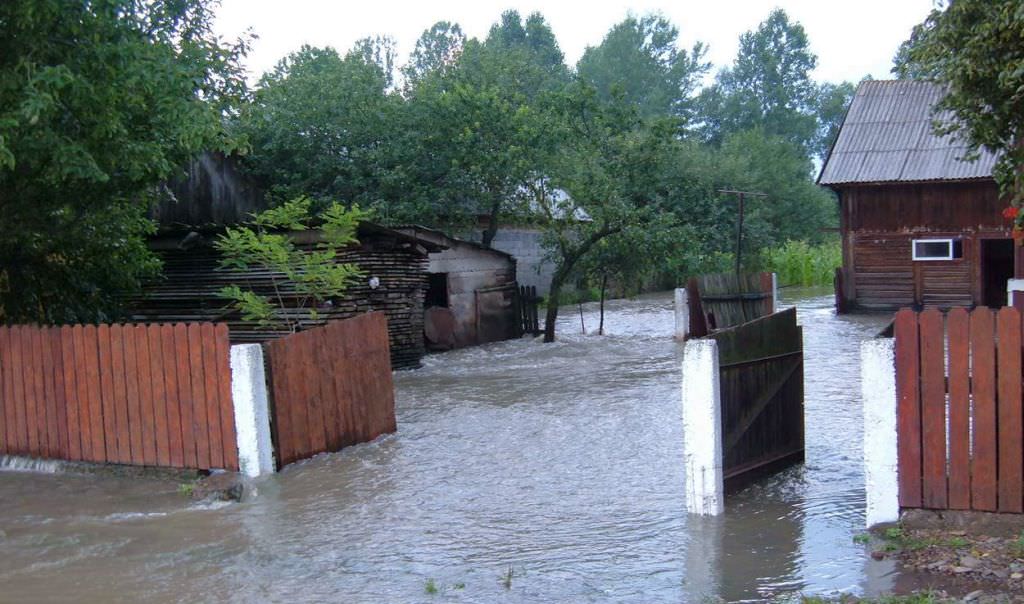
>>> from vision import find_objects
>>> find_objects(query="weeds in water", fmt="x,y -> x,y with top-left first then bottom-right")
177,481 -> 196,497
797,591 -> 947,603
454,582 -> 465,590
424,579 -> 437,595
1010,531 -> 1024,558
502,566 -> 514,589
852,533 -> 871,545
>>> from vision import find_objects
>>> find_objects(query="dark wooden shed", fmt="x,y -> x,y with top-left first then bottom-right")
820,80 -> 1008,311
135,154 -> 444,369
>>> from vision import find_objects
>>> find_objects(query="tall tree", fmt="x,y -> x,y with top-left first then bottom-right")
402,21 -> 465,87
576,14 -> 709,123
236,45 -> 396,205
697,9 -> 820,157
813,81 -> 857,161
896,0 -> 1024,209
0,0 -> 248,323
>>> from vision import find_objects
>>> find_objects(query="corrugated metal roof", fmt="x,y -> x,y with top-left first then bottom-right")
818,80 -> 997,186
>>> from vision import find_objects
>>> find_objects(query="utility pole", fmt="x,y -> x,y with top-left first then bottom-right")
718,189 -> 767,275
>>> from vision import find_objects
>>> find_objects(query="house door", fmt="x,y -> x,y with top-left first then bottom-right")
981,238 -> 1014,307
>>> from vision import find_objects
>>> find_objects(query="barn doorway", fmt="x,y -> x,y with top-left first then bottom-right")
425,272 -> 449,308
981,238 -> 1014,308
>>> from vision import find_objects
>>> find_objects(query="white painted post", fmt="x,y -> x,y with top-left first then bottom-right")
1006,278 -> 1024,308
771,272 -> 779,312
674,287 -> 690,341
681,339 -> 724,515
862,338 -> 899,527
231,344 -> 275,477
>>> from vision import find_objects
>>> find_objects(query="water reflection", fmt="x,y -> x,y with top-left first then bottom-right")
0,288 -> 894,602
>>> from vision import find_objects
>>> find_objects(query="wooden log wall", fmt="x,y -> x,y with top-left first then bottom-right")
0,323 -> 237,471
132,237 -> 429,370
266,313 -> 396,468
709,308 -> 804,489
895,307 -> 1024,513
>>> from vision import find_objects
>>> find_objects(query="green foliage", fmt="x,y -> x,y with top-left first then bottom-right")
424,579 -> 438,595
576,14 -> 710,124
896,0 -> 1024,207
761,239 -> 842,287
0,0 -> 248,323
214,197 -> 369,332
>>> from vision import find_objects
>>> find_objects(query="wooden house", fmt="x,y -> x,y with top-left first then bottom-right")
820,80 -> 1007,311
396,226 -> 519,349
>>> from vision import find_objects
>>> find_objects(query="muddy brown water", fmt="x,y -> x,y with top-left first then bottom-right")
0,289 -> 935,602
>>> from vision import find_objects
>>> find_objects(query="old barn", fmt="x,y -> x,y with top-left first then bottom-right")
396,226 -> 519,350
820,80 -> 1007,311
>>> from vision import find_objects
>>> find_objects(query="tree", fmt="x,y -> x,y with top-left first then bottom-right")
897,0 -> 1024,211
236,45 -> 396,206
214,197 -> 369,332
697,9 -> 820,158
537,85 -> 681,342
0,0 -> 248,323
402,21 -> 465,87
813,81 -> 857,161
576,14 -> 709,124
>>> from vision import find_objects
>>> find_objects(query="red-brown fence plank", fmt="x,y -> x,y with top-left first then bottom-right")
132,325 -> 156,466
34,328 -> 52,458
284,334 -> 312,462
329,322 -> 356,449
21,327 -> 41,456
919,309 -> 948,509
40,327 -> 61,459
971,308 -> 998,511
317,324 -> 343,451
894,309 -> 923,508
947,308 -> 971,510
0,328 -> 14,454
173,324 -> 197,469
12,326 -> 30,455
79,325 -> 103,462
108,324 -> 131,464
187,324 -> 211,470
97,324 -> 119,463
301,330 -> 328,457
997,307 -> 1023,513
268,337 -> 294,467
214,324 -> 238,470
60,326 -> 82,461
148,326 -> 170,467
122,325 -> 144,465
200,323 -> 223,469
161,325 -> 185,468
50,328 -> 69,460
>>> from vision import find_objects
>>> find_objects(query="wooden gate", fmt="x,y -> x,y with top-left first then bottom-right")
0,323 -> 237,471
265,312 -> 397,468
514,284 -> 541,336
687,272 -> 775,337
894,307 -> 1024,512
710,308 -> 804,489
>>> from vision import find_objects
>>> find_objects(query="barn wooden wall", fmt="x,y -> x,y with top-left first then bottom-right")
132,235 -> 430,369
838,180 -> 1009,310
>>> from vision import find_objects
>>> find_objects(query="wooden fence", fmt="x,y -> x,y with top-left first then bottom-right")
266,312 -> 397,468
687,272 -> 774,337
515,285 -> 541,336
895,307 -> 1024,513
710,307 -> 804,489
0,323 -> 238,471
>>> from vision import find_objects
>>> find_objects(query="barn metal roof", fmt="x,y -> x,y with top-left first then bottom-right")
818,80 -> 997,186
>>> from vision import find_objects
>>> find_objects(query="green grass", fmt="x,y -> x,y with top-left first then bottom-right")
424,579 -> 437,595
760,239 -> 842,287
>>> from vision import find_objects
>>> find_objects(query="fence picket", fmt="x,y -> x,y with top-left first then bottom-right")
894,309 -> 923,508
946,308 -> 971,510
970,308 -> 998,511
997,308 -> 1023,513
919,309 -> 947,509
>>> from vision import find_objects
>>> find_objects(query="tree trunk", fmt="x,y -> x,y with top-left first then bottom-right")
481,199 -> 501,248
543,277 -> 564,343
598,273 -> 607,336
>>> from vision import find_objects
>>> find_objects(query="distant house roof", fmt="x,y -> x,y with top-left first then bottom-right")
818,80 -> 998,186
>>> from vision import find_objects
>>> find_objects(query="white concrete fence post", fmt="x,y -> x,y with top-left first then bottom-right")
674,287 -> 690,341
861,338 -> 899,527
1007,278 -> 1024,308
230,344 -> 275,477
771,272 -> 779,312
681,338 -> 724,516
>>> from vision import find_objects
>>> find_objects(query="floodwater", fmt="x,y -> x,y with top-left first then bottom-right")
0,289 -> 926,603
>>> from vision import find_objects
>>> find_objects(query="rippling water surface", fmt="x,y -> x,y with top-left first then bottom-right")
0,289 -> 903,602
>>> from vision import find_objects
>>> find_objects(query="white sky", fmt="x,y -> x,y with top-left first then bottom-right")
214,0 -> 937,85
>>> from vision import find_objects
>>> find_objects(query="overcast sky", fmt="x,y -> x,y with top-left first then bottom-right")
214,0 -> 937,86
